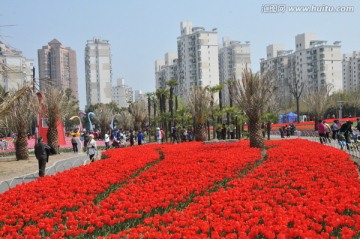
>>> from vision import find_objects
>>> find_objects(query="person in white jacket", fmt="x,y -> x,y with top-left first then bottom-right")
86,134 -> 97,163
156,127 -> 162,144
104,132 -> 110,150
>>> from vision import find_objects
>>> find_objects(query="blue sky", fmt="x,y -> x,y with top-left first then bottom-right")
1,0 -> 359,109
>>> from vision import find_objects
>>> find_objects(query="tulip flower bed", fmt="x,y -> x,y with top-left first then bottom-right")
107,140 -> 360,239
0,141 -> 261,238
1,140 -> 359,238
0,145 -> 161,238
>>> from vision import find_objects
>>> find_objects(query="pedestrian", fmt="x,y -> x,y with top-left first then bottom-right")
221,123 -> 227,140
331,120 -> 340,140
137,130 -> 144,145
104,131 -> 110,150
156,127 -> 162,144
142,130 -> 147,144
171,125 -> 178,143
182,128 -> 188,142
112,137 -> 120,148
317,120 -> 326,144
339,120 -> 353,150
279,126 -> 284,138
120,130 -> 127,147
285,125 -> 291,138
86,134 -> 97,163
324,121 -> 332,143
83,132 -> 89,149
160,128 -> 165,143
34,136 -> 51,177
129,130 -> 135,146
71,135 -> 78,153
261,122 -> 266,138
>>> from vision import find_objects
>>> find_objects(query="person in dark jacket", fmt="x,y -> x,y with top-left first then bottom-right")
339,120 -> 353,150
221,124 -> 227,140
129,130 -> 135,146
34,137 -> 51,177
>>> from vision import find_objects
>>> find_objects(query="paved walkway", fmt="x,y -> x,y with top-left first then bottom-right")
0,152 -> 91,193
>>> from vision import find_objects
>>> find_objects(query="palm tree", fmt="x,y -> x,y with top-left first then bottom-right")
0,85 -> 40,160
151,95 -> 157,125
166,80 -> 178,126
226,79 -> 236,124
146,93 -> 153,128
156,88 -> 169,130
62,88 -> 80,131
0,85 -> 9,103
42,88 -> 65,154
187,87 -> 211,141
206,85 -> 223,138
234,68 -> 276,149
129,101 -> 147,130
115,111 -> 134,130
156,88 -> 168,114
94,104 -> 113,139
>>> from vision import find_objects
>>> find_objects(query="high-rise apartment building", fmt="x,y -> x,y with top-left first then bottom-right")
260,33 -> 342,102
0,41 -> 34,91
155,52 -> 177,89
112,78 -> 133,108
38,39 -> 78,98
134,90 -> 146,102
260,44 -> 294,102
342,51 -> 360,92
219,37 -> 251,106
85,37 -> 112,107
176,21 -> 219,98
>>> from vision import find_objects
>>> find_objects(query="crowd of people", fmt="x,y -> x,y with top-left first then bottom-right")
34,118 -> 360,178
278,124 -> 297,138
317,118 -> 360,150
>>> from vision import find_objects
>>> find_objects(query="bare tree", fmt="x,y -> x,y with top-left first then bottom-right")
303,84 -> 333,123
187,87 -> 211,141
348,86 -> 360,117
289,78 -> 304,123
234,68 -> 277,149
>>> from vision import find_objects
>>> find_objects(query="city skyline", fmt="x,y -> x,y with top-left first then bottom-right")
1,0 -> 359,109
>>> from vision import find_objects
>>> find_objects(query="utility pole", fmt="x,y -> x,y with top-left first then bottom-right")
33,67 -> 36,92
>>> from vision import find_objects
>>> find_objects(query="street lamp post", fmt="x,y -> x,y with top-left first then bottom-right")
337,101 -> 344,121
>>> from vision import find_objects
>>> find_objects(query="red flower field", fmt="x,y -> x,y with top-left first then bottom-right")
0,139 -> 359,238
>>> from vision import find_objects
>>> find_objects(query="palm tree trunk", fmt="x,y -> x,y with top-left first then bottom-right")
47,126 -> 59,154
169,87 -> 174,125
195,122 -> 207,141
249,119 -> 264,148
15,132 -> 29,160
